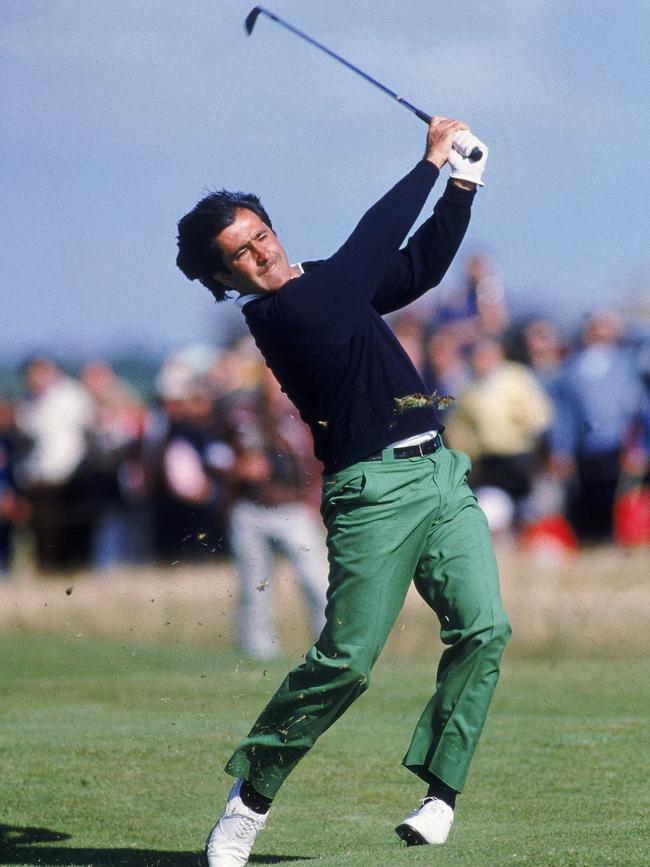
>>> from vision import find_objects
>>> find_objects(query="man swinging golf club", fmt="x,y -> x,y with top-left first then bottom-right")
176,114 -> 510,865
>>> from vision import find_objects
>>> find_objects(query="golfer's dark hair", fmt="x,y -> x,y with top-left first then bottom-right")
176,190 -> 273,302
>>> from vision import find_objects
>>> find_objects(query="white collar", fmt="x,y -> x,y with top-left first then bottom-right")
235,263 -> 303,308
235,293 -> 262,309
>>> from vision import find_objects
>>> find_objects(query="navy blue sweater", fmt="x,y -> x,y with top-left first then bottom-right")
243,160 -> 476,474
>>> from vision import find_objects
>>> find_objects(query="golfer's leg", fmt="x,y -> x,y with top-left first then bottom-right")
403,448 -> 511,794
226,460 -> 431,798
229,501 -> 278,659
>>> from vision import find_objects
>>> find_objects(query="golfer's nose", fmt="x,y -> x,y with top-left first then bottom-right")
252,242 -> 268,265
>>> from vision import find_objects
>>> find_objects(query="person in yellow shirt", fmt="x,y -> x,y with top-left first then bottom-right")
445,338 -> 553,518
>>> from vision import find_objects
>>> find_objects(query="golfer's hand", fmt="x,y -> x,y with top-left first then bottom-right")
448,132 -> 489,187
424,116 -> 469,169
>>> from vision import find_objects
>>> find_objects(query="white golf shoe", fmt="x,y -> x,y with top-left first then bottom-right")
395,796 -> 454,846
206,779 -> 269,866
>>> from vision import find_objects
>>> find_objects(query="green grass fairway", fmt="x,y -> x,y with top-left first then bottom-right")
1,636 -> 648,866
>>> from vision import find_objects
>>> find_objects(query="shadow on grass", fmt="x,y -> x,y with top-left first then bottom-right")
0,824 -> 312,865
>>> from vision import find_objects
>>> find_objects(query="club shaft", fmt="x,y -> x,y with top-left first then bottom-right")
255,8 -> 431,122
247,7 -> 482,161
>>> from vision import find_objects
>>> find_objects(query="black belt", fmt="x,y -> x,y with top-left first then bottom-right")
363,434 -> 441,462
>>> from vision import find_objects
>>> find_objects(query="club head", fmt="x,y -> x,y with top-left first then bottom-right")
245,6 -> 263,35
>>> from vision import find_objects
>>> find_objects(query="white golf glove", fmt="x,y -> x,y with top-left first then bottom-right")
448,131 -> 489,186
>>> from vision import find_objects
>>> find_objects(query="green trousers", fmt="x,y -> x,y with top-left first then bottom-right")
225,444 -> 511,797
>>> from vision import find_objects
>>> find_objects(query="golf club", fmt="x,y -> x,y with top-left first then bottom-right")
245,6 -> 483,163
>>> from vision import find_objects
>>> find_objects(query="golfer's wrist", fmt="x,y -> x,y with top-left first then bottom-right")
425,152 -> 448,169
450,178 -> 477,191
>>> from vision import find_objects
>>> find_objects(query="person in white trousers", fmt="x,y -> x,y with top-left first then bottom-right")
221,366 -> 328,658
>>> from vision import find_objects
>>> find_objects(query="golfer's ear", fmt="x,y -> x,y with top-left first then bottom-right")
214,268 -> 235,288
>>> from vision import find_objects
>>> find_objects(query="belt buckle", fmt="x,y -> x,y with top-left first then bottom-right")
417,441 -> 425,458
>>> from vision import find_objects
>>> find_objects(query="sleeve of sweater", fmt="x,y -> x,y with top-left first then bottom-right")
371,180 -> 476,315
273,160 -> 441,342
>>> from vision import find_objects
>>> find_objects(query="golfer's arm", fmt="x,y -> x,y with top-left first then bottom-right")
282,161 -> 442,340
371,181 -> 476,315
310,160 -> 440,303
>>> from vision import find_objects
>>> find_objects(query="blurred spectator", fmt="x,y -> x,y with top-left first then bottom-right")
4,288 -> 645,574
466,252 -> 510,338
523,318 -> 567,398
391,314 -> 427,377
212,335 -> 266,394
81,361 -> 150,570
423,327 -> 472,421
445,338 -> 553,527
517,318 -> 578,555
635,342 -> 650,475
620,341 -> 650,485
217,366 -> 328,659
549,310 -> 646,543
437,251 -> 509,347
15,357 -> 93,572
612,342 -> 650,546
145,347 -> 228,563
0,398 -> 31,575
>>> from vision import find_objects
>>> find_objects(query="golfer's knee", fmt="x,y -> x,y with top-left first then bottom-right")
347,662 -> 371,691
485,611 -> 511,655
329,657 -> 372,693
307,645 -> 372,691
460,611 -> 510,658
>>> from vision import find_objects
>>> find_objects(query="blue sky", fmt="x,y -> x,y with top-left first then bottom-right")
2,0 -> 648,359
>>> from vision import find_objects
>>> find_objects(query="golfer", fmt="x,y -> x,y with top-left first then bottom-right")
176,116 -> 510,866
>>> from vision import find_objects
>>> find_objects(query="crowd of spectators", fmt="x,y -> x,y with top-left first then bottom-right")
1,252 -> 649,582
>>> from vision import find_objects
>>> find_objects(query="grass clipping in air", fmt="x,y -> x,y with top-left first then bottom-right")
394,392 -> 455,413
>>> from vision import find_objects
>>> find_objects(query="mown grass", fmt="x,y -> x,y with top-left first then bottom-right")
0,636 -> 648,866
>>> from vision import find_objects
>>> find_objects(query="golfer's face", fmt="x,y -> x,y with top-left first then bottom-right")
215,208 -> 292,295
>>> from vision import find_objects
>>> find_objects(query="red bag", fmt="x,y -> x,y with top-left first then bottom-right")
521,514 -> 579,554
614,487 -> 650,546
